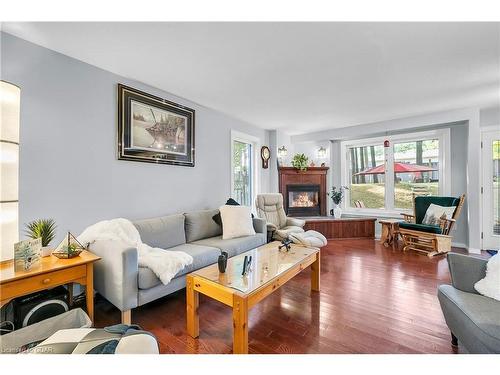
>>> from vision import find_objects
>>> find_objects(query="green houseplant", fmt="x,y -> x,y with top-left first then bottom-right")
24,218 -> 57,257
328,186 -> 349,218
291,153 -> 309,171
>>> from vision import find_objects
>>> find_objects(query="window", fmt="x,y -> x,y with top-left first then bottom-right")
393,139 -> 440,209
348,144 -> 385,209
231,131 -> 259,207
341,129 -> 450,214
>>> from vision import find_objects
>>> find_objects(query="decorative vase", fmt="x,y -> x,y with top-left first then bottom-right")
333,204 -> 342,219
41,246 -> 52,257
218,251 -> 228,273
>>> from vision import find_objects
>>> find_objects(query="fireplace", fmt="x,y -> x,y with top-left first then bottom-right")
286,184 -> 321,216
279,167 -> 329,216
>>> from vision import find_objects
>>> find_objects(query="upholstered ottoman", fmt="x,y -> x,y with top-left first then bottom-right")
0,308 -> 159,354
27,324 -> 159,354
289,230 -> 328,248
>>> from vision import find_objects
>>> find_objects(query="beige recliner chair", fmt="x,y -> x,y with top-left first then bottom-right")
255,193 -> 306,241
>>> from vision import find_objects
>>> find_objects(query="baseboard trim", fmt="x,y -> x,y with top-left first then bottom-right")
452,242 -> 467,249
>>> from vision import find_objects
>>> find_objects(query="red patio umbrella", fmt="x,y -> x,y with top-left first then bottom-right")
354,162 -> 437,175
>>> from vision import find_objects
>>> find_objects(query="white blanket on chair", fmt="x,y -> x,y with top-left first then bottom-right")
78,218 -> 193,285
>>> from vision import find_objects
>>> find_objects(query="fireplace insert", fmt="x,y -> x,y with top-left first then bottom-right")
286,184 -> 320,216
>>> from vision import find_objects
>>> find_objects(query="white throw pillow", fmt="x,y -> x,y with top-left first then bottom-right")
219,205 -> 256,240
422,203 -> 456,226
474,254 -> 500,301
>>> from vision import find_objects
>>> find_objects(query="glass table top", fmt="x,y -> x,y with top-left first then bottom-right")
192,242 -> 318,294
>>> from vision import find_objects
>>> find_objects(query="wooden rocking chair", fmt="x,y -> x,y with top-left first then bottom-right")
399,194 -> 465,257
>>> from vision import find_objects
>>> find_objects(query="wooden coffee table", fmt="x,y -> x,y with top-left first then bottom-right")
186,241 -> 320,354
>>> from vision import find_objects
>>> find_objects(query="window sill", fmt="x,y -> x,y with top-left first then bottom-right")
342,209 -> 409,219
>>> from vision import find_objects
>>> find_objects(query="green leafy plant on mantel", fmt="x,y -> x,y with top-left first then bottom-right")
24,218 -> 57,247
291,153 -> 309,171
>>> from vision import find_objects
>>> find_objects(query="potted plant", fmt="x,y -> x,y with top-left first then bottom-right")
24,218 -> 57,257
62,243 -> 81,258
328,186 -> 349,219
291,153 -> 309,171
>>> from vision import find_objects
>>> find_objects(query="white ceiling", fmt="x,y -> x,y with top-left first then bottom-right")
3,22 -> 499,135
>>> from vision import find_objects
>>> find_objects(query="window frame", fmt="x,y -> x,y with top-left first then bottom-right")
340,129 -> 451,217
230,130 -> 260,209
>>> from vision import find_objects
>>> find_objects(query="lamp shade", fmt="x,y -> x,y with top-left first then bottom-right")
317,147 -> 327,159
277,145 -> 288,158
1,81 -> 20,262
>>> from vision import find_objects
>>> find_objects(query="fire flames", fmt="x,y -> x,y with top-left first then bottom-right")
291,192 -> 317,207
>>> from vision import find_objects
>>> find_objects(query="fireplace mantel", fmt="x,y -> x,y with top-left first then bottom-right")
278,167 -> 329,216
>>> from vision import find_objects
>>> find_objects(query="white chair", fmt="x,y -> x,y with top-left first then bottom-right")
255,193 -> 305,241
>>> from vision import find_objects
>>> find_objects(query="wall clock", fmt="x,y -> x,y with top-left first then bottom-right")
261,146 -> 271,169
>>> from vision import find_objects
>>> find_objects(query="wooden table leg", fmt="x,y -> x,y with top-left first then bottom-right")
86,264 -> 94,325
186,275 -> 199,338
311,252 -> 321,292
232,293 -> 248,354
381,223 -> 390,247
393,223 -> 400,248
67,282 -> 74,307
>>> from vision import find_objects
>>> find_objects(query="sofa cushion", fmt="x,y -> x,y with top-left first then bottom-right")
191,233 -> 266,258
184,209 -> 222,242
399,222 -> 442,234
212,198 -> 254,226
133,214 -> 186,249
137,243 -> 221,289
138,267 -> 162,290
219,205 -> 256,240
438,284 -> 500,353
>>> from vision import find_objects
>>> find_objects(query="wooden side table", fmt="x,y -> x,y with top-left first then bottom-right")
379,219 -> 401,248
0,250 -> 100,324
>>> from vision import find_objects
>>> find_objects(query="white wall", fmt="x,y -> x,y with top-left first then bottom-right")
1,33 -> 270,244
268,129 -> 293,192
480,106 -> 500,127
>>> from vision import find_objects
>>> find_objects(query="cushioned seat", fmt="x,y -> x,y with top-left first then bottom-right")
191,233 -> 266,258
438,284 -> 500,353
398,222 -> 442,234
289,230 -> 327,247
137,243 -> 220,289
275,226 -> 304,239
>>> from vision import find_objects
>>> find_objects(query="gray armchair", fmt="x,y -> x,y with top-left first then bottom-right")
438,253 -> 500,353
255,193 -> 305,241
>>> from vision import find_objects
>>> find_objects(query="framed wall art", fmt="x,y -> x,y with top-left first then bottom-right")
117,84 -> 195,166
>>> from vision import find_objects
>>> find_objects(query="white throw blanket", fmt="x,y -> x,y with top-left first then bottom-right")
78,218 -> 193,285
474,254 -> 500,301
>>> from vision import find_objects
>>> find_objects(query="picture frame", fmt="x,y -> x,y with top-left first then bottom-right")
14,238 -> 42,272
117,84 -> 195,166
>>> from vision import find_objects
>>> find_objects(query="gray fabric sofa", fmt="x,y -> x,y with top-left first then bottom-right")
90,209 -> 266,323
438,253 -> 500,353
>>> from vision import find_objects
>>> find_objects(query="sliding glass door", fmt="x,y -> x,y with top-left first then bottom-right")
231,138 -> 254,207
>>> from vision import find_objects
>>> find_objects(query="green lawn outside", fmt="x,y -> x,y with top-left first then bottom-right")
349,182 -> 439,209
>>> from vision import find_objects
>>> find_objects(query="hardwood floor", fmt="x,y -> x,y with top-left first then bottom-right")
93,240 -> 477,354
